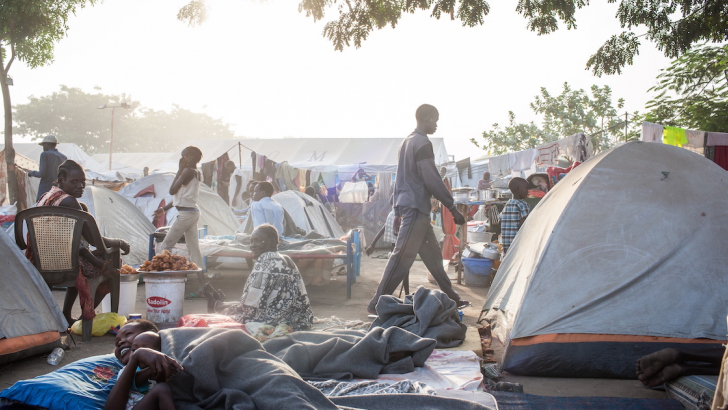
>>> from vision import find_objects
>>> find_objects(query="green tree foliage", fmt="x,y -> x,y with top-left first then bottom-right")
472,83 -> 636,155
644,44 -> 728,132
13,86 -> 237,154
177,0 -> 728,76
0,0 -> 95,205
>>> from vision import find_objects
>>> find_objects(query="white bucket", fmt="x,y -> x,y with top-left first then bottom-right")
100,280 -> 139,317
144,274 -> 187,324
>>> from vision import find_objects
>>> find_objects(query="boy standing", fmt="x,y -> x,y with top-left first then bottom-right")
499,177 -> 530,256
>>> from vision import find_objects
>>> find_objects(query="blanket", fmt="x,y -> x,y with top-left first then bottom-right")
161,328 -> 340,410
161,327 -> 496,410
261,327 -> 436,380
371,286 -> 467,348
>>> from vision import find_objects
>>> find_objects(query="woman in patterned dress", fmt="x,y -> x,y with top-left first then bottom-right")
27,159 -> 130,325
203,224 -> 313,331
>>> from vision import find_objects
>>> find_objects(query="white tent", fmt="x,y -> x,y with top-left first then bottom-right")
156,138 -> 450,174
118,174 -> 239,236
92,152 -> 174,177
79,186 -> 156,266
0,143 -> 103,172
0,230 -> 67,364
272,190 -> 345,238
482,141 -> 728,379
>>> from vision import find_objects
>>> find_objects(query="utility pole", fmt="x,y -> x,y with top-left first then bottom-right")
98,102 -> 130,170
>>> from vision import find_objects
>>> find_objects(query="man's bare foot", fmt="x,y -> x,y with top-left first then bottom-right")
641,363 -> 684,387
636,348 -> 680,381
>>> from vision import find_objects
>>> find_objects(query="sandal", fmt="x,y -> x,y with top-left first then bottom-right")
185,292 -> 205,300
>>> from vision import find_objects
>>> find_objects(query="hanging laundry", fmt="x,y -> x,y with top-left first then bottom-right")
297,169 -> 307,191
263,159 -> 277,182
663,126 -> 688,147
686,130 -> 706,148
641,122 -> 664,143
713,147 -> 728,171
488,154 -> 513,176
276,161 -> 300,191
251,151 -> 257,178
455,158 -> 471,179
536,142 -> 560,165
216,152 -> 230,202
511,149 -> 538,172
707,132 -> 728,147
200,161 -> 215,187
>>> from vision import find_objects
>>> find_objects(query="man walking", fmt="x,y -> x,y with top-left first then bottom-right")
28,135 -> 67,201
368,104 -> 468,314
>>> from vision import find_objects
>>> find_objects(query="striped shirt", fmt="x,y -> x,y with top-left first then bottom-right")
499,199 -> 529,254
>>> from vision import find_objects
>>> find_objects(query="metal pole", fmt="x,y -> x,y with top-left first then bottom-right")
624,112 -> 628,142
238,141 -> 242,168
109,107 -> 115,170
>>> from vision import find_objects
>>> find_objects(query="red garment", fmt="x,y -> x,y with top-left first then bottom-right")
152,199 -> 167,228
546,162 -> 581,185
528,189 -> 546,198
441,179 -> 459,261
713,146 -> 728,171
27,186 -> 110,320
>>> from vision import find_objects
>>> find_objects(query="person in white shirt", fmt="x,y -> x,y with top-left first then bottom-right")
224,160 -> 247,209
250,181 -> 284,236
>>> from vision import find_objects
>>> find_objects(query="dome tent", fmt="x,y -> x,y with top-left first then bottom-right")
79,186 -> 156,266
272,190 -> 345,238
118,173 -> 239,236
482,141 -> 728,379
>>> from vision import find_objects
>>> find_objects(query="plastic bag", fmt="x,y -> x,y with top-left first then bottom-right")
71,312 -> 127,337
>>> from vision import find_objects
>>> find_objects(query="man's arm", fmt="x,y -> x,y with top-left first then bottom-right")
414,143 -> 464,224
27,152 -> 49,178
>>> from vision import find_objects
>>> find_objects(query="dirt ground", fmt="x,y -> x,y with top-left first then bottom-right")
1,252 -> 665,400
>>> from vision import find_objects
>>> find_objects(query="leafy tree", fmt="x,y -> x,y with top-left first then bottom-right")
0,0 -> 95,205
472,83 -> 636,155
644,44 -> 728,132
177,0 -> 728,76
13,85 -> 237,154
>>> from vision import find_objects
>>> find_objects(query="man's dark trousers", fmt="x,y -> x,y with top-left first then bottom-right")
368,207 -> 461,312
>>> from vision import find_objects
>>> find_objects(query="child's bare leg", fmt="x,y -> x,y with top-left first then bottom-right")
132,383 -> 175,410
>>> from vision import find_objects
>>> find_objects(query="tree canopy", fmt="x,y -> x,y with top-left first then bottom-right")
471,83 -> 637,155
177,0 -> 728,76
13,86 -> 238,153
644,44 -> 728,133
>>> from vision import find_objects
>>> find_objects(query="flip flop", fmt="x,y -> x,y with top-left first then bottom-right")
185,293 -> 205,300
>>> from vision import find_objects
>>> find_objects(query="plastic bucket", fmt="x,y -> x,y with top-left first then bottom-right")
100,281 -> 139,317
144,274 -> 187,324
462,257 -> 492,287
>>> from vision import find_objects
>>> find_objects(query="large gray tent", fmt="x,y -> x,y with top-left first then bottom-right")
482,141 -> 728,379
0,230 -> 67,364
80,186 -> 156,266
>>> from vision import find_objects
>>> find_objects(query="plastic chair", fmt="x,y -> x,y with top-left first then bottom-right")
15,206 -> 121,342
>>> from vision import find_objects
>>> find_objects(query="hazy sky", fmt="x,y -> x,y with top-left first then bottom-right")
10,0 -> 671,160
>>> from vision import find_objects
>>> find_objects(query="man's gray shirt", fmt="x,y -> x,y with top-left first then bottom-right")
29,149 -> 67,200
393,130 -> 455,216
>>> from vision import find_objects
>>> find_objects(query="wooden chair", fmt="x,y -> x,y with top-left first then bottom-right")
15,206 -> 121,342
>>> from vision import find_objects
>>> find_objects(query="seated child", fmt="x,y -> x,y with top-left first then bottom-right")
104,332 -> 176,410
499,177 -> 530,255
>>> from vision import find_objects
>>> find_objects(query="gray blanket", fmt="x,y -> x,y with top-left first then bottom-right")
370,286 -> 467,348
261,327 -> 436,380
161,327 -> 341,410
161,327 -> 496,410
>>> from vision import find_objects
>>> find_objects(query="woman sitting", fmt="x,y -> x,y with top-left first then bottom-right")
204,224 -> 313,331
28,159 -> 130,325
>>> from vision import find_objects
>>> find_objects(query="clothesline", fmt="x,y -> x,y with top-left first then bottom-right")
639,121 -> 728,170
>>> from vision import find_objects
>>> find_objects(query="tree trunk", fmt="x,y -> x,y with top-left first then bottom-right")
0,53 -> 18,207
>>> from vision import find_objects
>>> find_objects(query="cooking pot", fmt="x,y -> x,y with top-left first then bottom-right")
478,189 -> 497,201
452,187 -> 474,202
497,190 -> 513,200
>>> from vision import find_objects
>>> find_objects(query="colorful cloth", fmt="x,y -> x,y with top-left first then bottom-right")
0,354 -> 122,410
223,251 -> 313,331
27,186 -> 110,320
499,199 -> 529,254
664,126 -> 688,147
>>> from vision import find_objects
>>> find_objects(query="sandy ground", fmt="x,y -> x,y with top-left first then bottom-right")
0,252 -> 665,400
